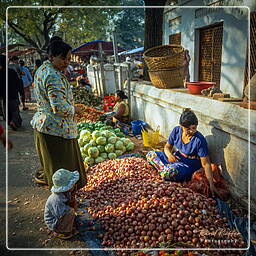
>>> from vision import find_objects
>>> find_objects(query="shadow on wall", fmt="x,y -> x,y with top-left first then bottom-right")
205,120 -> 232,183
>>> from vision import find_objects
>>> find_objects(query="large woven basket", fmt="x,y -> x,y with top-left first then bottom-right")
144,44 -> 185,70
148,67 -> 184,89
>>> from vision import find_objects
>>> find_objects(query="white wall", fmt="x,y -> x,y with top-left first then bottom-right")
163,1 -> 251,97
128,81 -> 256,212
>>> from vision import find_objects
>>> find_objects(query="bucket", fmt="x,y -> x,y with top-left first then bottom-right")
142,126 -> 160,147
131,120 -> 146,135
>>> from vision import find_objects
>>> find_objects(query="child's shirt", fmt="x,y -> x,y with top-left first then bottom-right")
44,192 -> 71,230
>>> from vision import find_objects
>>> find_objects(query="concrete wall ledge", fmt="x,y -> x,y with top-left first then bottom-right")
130,82 -> 255,144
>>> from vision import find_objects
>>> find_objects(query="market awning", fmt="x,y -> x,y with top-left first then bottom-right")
72,40 -> 125,57
118,47 -> 144,56
0,43 -> 38,57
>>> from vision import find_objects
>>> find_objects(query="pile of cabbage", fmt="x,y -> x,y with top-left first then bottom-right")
78,122 -> 135,165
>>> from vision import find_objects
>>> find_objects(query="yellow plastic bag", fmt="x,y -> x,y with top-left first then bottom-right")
142,126 -> 160,147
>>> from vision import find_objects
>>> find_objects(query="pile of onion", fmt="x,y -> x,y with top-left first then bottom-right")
78,157 -> 246,251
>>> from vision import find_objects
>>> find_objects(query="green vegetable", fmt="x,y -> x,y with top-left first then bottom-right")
108,136 -> 117,144
92,130 -> 101,140
100,152 -> 108,159
115,140 -> 124,150
115,150 -> 123,156
83,143 -> 91,155
97,145 -> 105,153
108,153 -> 117,159
88,147 -> 99,158
116,132 -> 125,138
126,142 -> 134,151
95,156 -> 104,164
80,129 -> 91,138
84,156 -> 94,165
105,144 -> 114,153
89,139 -> 97,147
96,136 -> 107,145
120,137 -> 131,146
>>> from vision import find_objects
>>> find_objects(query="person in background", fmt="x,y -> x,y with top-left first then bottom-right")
0,124 -> 13,149
65,64 -> 74,80
146,108 -> 218,197
76,73 -> 89,87
0,55 -> 24,130
9,56 -> 27,110
78,79 -> 92,92
44,169 -> 79,239
19,60 -> 33,103
31,37 -> 87,189
101,90 -> 129,126
9,56 -> 23,78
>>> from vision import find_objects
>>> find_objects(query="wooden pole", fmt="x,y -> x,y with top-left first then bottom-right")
112,32 -> 119,63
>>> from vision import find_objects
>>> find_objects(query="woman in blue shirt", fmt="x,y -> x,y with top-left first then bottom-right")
147,108 -> 217,196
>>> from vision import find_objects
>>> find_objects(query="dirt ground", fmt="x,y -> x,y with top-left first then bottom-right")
0,103 -> 163,256
0,103 -> 92,256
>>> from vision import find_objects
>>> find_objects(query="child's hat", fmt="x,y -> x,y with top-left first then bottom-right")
51,169 -> 79,193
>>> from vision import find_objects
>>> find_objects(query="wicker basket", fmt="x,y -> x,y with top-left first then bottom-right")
148,67 -> 184,89
144,44 -> 185,70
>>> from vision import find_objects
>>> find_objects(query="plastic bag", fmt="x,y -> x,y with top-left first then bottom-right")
185,164 -> 230,200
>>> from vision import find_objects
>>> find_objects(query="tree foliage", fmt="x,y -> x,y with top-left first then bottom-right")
109,0 -> 144,50
0,0 -> 120,54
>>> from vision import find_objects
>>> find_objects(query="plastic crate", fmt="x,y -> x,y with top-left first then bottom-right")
103,96 -> 116,112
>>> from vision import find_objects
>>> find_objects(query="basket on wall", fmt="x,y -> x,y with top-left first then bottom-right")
148,67 -> 184,89
143,44 -> 185,89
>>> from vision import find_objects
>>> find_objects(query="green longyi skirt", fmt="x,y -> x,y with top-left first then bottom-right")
34,130 -> 87,189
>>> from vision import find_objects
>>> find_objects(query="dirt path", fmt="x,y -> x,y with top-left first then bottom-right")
0,103 -> 91,256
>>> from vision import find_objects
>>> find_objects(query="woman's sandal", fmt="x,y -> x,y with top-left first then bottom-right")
34,175 -> 47,185
53,232 -> 73,240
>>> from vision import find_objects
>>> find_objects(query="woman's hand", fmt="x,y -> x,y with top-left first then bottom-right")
209,182 -> 219,198
201,156 -> 220,198
164,143 -> 176,163
167,154 -> 177,163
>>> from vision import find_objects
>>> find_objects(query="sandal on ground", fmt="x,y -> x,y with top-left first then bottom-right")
53,232 -> 73,240
34,176 -> 47,185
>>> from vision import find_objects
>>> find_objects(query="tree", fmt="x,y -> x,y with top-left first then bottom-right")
0,0 -> 120,57
111,0 -> 144,50
143,0 -> 167,80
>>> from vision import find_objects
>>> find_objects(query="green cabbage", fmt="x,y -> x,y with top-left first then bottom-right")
108,153 -> 117,159
83,143 -> 91,155
108,136 -> 117,144
115,150 -> 123,156
92,130 -> 101,140
84,156 -> 94,165
100,152 -> 108,159
120,137 -> 131,146
95,156 -> 104,164
97,145 -> 105,153
115,140 -> 124,150
80,129 -> 91,138
96,136 -> 107,145
126,142 -> 134,151
89,139 -> 97,146
105,143 -> 114,153
88,147 -> 99,158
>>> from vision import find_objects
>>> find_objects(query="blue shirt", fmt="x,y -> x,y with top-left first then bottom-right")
44,192 -> 71,230
168,126 -> 208,158
20,66 -> 33,87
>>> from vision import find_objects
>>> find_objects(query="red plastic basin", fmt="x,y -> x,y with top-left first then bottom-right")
186,82 -> 216,95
